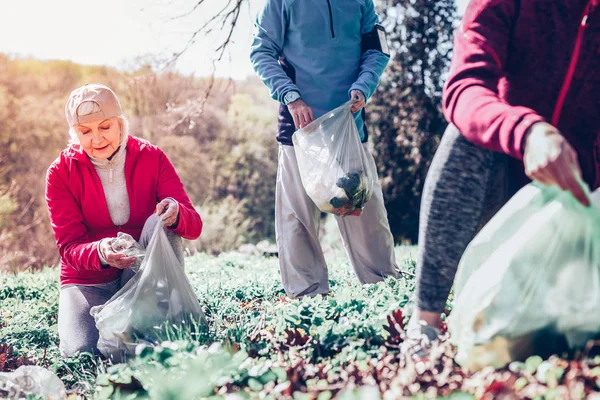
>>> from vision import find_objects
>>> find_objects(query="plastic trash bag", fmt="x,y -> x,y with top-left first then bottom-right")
91,222 -> 206,362
449,182 -> 600,371
0,366 -> 66,400
292,101 -> 378,216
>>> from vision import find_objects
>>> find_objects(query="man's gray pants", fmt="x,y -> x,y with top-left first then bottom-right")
58,214 -> 184,358
276,143 -> 399,298
415,124 -> 520,312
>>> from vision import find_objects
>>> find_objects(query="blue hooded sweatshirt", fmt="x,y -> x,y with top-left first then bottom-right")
250,0 -> 389,145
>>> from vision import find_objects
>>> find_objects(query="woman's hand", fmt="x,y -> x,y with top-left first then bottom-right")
156,198 -> 179,227
523,122 -> 589,206
99,238 -> 136,269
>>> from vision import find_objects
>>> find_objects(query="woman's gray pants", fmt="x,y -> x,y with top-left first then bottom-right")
58,214 -> 184,358
415,125 -> 520,312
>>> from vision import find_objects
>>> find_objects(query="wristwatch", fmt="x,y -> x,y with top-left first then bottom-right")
283,91 -> 301,105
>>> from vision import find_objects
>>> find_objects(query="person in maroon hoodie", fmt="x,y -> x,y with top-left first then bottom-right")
46,84 -> 202,357
404,0 -> 600,355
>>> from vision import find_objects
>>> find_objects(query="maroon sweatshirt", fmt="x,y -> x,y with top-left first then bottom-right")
443,0 -> 600,189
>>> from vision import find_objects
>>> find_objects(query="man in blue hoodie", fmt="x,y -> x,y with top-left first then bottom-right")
250,0 -> 398,298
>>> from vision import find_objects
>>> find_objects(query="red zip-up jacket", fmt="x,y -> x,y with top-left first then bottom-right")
444,0 -> 600,189
46,135 -> 202,286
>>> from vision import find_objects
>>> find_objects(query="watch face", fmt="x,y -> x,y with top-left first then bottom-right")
286,92 -> 300,104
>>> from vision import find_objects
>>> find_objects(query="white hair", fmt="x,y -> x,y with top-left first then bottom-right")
76,100 -> 102,116
68,100 -> 129,146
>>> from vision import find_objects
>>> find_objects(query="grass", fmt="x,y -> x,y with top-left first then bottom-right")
2,221 -> 600,399
1,237 -> 421,398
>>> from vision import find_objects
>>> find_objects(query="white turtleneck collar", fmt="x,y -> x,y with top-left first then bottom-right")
89,131 -> 129,183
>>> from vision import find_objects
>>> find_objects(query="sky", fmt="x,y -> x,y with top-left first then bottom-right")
0,0 -> 469,80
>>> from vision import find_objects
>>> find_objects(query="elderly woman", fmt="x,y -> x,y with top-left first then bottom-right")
46,84 -> 202,357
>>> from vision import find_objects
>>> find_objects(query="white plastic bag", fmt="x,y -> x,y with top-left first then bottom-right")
450,182 -> 600,371
91,222 -> 206,362
0,366 -> 66,400
292,101 -> 378,216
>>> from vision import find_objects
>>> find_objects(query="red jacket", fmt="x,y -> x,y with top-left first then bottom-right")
46,136 -> 202,286
443,0 -> 600,189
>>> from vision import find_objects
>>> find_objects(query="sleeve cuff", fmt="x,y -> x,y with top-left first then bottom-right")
512,115 -> 546,160
349,83 -> 371,102
97,240 -> 110,269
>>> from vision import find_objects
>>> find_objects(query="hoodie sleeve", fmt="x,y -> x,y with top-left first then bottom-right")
349,0 -> 390,101
442,0 -> 545,159
157,151 -> 202,240
46,159 -> 104,271
250,0 -> 300,103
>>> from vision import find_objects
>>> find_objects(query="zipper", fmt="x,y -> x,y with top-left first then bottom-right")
326,0 -> 335,38
551,0 -> 596,126
108,160 -> 114,183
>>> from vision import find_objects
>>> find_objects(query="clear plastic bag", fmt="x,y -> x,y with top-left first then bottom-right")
0,366 -> 66,400
91,222 -> 206,362
292,101 -> 378,216
449,182 -> 600,371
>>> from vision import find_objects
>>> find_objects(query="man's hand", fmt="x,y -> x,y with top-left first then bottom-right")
99,238 -> 136,269
523,122 -> 589,206
350,90 -> 366,113
288,98 -> 315,129
156,198 -> 179,227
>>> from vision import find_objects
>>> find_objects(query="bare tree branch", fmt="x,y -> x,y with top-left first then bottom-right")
214,0 -> 243,62
169,0 -> 236,64
168,0 -> 245,67
170,0 -> 209,21
166,0 -> 246,129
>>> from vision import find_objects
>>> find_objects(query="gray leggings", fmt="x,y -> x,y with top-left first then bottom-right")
415,125 -> 519,312
58,214 -> 184,358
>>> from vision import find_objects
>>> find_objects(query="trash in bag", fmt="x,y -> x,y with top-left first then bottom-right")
0,366 -> 66,400
112,232 -> 145,272
91,222 -> 206,363
449,181 -> 600,371
292,100 -> 378,216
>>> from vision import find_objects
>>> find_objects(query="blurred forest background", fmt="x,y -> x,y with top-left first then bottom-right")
0,0 -> 458,270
